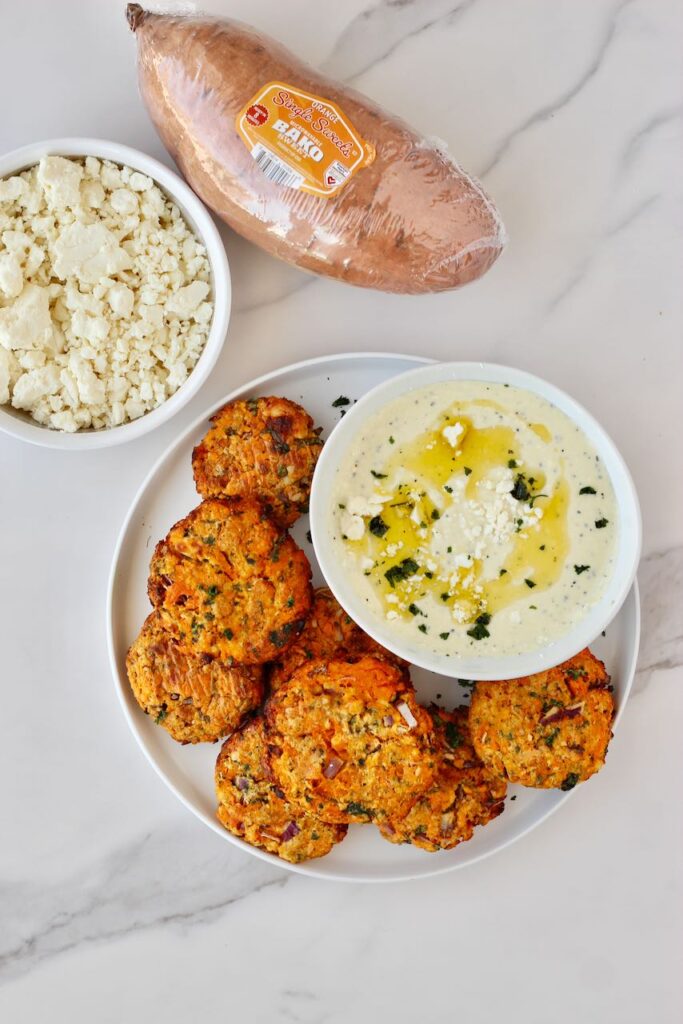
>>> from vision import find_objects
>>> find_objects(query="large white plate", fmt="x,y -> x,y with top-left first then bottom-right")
107,353 -> 640,882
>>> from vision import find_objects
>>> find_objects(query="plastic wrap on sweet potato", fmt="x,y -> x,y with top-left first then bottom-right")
126,5 -> 506,294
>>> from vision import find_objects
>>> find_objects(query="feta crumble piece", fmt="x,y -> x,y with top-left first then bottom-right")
442,420 -> 466,447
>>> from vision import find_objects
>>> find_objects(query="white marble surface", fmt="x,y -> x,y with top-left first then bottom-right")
1,0 -> 681,1020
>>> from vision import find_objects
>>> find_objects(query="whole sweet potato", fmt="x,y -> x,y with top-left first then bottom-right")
127,5 -> 505,294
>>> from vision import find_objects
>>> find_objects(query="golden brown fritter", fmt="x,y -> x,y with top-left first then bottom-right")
268,587 -> 408,692
215,718 -> 347,863
266,656 -> 436,824
126,611 -> 264,743
192,396 -> 324,527
468,649 -> 615,790
147,497 -> 312,664
379,707 -> 506,851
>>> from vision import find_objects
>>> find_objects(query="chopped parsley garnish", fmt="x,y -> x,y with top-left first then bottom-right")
345,801 -> 373,818
579,486 -> 596,495
439,631 -> 450,640
440,592 -> 450,601
202,535 -> 215,546
574,564 -> 590,575
269,622 -> 298,649
199,584 -> 220,604
595,518 -> 609,529
524,578 -> 536,588
431,509 -> 441,520
463,467 -> 472,476
424,571 -> 433,579
276,464 -> 288,478
155,706 -> 168,724
407,603 -> 424,616
384,557 -> 419,587
417,623 -> 428,633
560,772 -> 580,791
444,485 -> 453,493
444,721 -> 464,749
508,458 -> 517,468
499,568 -> 508,576
286,596 -> 295,607
368,515 -> 389,538
270,534 -> 285,562
370,469 -> 387,479
544,728 -> 560,748
388,435 -> 395,444
511,474 -> 530,501
539,544 -> 546,551
467,612 -> 491,641
332,396 -> 350,407
222,628 -> 233,640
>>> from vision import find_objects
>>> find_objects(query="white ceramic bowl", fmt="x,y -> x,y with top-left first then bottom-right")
0,137 -> 231,449
310,361 -> 642,681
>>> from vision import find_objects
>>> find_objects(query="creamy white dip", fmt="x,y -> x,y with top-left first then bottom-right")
328,381 -> 618,658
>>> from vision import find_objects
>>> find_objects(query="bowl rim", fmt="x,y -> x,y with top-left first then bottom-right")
310,360 -> 643,680
0,136 -> 231,450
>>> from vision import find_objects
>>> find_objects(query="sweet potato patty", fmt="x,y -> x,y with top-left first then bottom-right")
215,718 -> 347,863
379,706 -> 506,851
126,611 -> 264,743
192,396 -> 324,527
266,656 -> 436,824
268,587 -> 407,691
147,497 -> 312,664
468,649 -> 615,790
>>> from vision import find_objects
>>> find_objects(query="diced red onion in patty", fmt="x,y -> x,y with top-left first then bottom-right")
280,821 -> 301,842
323,756 -> 344,779
396,701 -> 417,729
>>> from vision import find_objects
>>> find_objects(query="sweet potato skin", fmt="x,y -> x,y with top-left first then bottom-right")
128,5 -> 505,293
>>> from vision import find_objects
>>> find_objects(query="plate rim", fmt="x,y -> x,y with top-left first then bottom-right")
106,351 -> 641,883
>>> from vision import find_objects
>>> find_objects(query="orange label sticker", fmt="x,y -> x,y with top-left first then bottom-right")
236,82 -> 375,197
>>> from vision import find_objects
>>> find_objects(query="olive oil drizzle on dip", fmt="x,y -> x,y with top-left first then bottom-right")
330,382 -> 618,658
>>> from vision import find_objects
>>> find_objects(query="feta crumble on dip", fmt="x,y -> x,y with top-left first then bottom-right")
330,381 -> 617,658
0,155 -> 213,432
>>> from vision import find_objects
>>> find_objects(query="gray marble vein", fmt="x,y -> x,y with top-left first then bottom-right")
0,824 -> 287,985
323,0 -> 477,82
634,544 -> 683,692
479,0 -> 634,177
619,106 -> 683,172
544,192 -> 660,312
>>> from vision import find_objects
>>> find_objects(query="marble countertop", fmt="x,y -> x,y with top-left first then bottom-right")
1,1 -> 681,1020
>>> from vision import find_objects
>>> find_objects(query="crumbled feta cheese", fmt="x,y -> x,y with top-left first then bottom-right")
37,156 -> 83,210
442,420 -> 466,447
0,283 -> 54,350
340,511 -> 365,541
346,494 -> 386,518
166,280 -> 210,319
0,156 -> 213,431
0,252 -> 23,298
